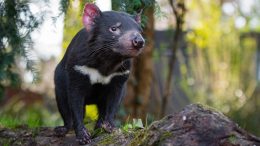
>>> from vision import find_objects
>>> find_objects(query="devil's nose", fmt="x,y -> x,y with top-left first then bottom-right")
132,35 -> 145,49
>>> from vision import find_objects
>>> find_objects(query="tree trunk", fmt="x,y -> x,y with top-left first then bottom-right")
124,6 -> 154,120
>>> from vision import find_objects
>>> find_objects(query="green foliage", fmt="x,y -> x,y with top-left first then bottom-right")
61,0 -> 83,51
0,102 -> 62,128
112,0 -> 156,28
0,115 -> 20,128
179,0 -> 260,135
59,0 -> 95,15
61,0 -> 93,54
0,0 -> 41,98
93,119 -> 148,145
123,118 -> 144,131
59,0 -> 70,15
112,0 -> 155,12
228,135 -> 237,144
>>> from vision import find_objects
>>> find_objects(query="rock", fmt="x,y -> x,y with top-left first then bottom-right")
0,104 -> 259,146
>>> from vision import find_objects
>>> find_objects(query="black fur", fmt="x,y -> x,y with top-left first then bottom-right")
54,9 -> 144,145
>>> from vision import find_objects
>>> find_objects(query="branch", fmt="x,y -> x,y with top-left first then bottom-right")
161,0 -> 186,116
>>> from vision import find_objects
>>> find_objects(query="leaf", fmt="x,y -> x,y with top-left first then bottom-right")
132,118 -> 144,129
123,123 -> 133,131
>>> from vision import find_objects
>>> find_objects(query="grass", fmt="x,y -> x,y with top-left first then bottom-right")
0,114 -> 41,129
0,103 -> 63,129
0,115 -> 20,128
0,112 -> 44,129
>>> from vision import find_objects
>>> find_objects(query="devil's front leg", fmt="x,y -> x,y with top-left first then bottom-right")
67,74 -> 92,145
95,82 -> 126,133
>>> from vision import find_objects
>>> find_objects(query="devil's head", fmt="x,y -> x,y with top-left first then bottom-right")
82,3 -> 145,58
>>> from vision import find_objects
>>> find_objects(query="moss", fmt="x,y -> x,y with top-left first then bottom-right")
129,126 -> 173,145
160,131 -> 172,140
228,135 -> 237,144
155,131 -> 172,145
128,129 -> 150,145
31,127 -> 40,138
0,138 -> 12,146
91,128 -> 106,137
94,128 -> 144,145
96,133 -> 117,145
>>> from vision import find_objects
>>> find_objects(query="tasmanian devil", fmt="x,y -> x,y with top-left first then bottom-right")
54,3 -> 145,145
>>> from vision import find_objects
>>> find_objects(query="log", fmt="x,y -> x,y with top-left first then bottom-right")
0,104 -> 259,146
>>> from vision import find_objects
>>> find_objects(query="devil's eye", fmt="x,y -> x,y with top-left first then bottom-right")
110,26 -> 117,32
109,24 -> 121,35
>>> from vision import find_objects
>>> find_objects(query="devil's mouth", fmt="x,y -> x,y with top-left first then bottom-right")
125,48 -> 143,56
128,48 -> 140,52
112,46 -> 144,58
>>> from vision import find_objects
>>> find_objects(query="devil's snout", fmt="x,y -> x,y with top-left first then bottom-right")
132,34 -> 145,49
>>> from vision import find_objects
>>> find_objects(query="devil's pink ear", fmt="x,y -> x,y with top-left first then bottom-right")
134,9 -> 143,24
82,3 -> 101,31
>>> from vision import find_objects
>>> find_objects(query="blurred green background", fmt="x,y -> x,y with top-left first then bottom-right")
0,0 -> 259,136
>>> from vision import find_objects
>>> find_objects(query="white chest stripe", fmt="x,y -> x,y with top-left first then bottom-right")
74,65 -> 130,85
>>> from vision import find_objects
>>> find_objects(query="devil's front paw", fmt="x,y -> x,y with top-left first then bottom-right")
102,121 -> 115,133
54,126 -> 69,137
95,120 -> 115,133
76,127 -> 92,145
